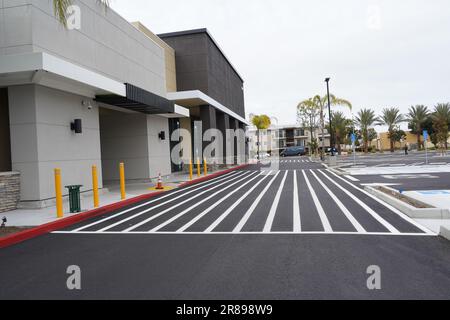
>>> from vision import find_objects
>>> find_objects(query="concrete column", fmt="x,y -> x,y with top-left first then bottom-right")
200,105 -> 217,161
146,115 -> 171,178
179,117 -> 193,164
239,122 -> 249,163
230,118 -> 239,165
216,111 -> 230,165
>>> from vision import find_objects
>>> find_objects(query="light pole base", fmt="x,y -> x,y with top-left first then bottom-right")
327,155 -> 337,167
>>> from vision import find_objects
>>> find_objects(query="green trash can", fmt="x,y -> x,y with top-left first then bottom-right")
65,185 -> 83,213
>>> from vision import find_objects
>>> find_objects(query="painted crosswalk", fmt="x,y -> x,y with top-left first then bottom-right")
55,169 -> 435,236
269,159 -> 313,163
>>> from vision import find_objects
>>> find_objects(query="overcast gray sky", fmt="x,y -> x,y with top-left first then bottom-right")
111,0 -> 450,128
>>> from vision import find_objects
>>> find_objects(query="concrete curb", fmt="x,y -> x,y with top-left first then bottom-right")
439,226 -> 450,241
322,163 -> 345,176
179,164 -> 249,188
0,164 -> 248,249
365,186 -> 450,219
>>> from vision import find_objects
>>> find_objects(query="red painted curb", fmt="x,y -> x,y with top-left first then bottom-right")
0,190 -> 167,250
0,164 -> 248,249
179,164 -> 249,188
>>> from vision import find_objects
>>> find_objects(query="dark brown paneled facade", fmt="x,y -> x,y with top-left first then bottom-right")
159,29 -> 245,119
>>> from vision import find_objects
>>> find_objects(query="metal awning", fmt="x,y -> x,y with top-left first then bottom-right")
95,84 -> 175,114
167,90 -> 250,125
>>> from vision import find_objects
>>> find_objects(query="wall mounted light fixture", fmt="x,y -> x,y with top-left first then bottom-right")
158,131 -> 166,140
71,119 -> 83,134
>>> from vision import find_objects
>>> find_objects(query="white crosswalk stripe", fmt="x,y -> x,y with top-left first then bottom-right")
318,170 -> 400,234
302,170 -> 333,232
324,169 -> 434,235
122,171 -> 251,232
233,171 -> 281,232
90,171 -> 243,233
293,170 -> 301,232
71,171 -> 238,232
205,171 -> 273,232
177,171 -> 263,232
263,171 -> 288,232
58,168 -> 434,237
310,170 -> 365,233
151,171 -> 260,232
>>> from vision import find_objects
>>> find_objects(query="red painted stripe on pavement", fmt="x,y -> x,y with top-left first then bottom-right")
179,164 -> 249,188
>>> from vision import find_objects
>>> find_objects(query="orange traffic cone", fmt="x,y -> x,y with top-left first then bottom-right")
156,173 -> 164,190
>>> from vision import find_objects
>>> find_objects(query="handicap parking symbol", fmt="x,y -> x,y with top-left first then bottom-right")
417,190 -> 450,196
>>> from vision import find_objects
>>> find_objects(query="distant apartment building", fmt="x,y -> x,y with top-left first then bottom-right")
248,124 -> 330,157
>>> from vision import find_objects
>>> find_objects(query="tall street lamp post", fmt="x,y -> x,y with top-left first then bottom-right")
325,77 -> 334,156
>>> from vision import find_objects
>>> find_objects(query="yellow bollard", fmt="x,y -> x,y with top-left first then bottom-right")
203,157 -> 208,176
92,165 -> 99,208
119,162 -> 126,200
189,159 -> 193,181
196,157 -> 201,177
54,168 -> 63,218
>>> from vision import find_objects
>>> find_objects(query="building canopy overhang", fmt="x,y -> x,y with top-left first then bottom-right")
96,84 -> 179,115
0,52 -> 189,118
0,52 -> 125,97
167,90 -> 250,126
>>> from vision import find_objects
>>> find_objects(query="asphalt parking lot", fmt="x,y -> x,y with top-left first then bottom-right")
337,151 -> 450,168
333,151 -> 450,192
1,157 -> 449,299
349,172 -> 450,191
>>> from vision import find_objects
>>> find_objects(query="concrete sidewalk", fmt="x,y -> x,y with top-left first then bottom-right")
1,167 -> 239,227
404,190 -> 450,236
403,190 -> 450,210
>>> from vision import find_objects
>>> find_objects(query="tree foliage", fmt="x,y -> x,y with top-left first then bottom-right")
251,114 -> 272,160
432,103 -> 450,150
377,107 -> 405,152
354,109 -> 378,153
407,105 -> 430,150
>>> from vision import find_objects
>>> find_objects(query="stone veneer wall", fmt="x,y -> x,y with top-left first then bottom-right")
0,172 -> 20,213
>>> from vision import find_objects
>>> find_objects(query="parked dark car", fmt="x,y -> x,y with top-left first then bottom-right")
280,146 -> 306,157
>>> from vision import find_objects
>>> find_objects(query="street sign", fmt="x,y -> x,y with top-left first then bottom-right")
423,130 -> 429,165
351,133 -> 357,144
351,133 -> 357,166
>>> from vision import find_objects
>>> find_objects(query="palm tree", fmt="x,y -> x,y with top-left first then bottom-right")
297,98 -> 320,155
407,105 -> 429,150
53,0 -> 109,27
331,111 -> 351,155
303,95 -> 352,157
378,107 -> 405,152
354,109 -> 378,153
251,115 -> 271,160
432,103 -> 450,151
